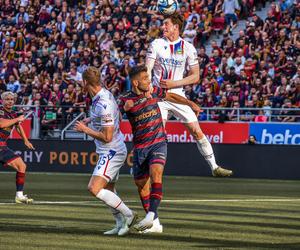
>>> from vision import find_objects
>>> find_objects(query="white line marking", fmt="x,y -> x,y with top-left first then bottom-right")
0,198 -> 300,205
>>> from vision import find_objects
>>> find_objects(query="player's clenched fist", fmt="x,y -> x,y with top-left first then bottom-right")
190,102 -> 202,117
81,117 -> 91,125
17,115 -> 25,123
74,121 -> 87,133
160,79 -> 177,89
124,100 -> 134,111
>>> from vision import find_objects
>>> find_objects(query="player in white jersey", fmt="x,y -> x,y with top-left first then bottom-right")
147,13 -> 232,178
74,67 -> 137,236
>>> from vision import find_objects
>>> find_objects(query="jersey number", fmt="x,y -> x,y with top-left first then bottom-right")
97,150 -> 116,168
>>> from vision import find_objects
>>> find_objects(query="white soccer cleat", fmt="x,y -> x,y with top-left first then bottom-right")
15,194 -> 34,204
134,216 -> 154,232
118,211 -> 138,236
139,218 -> 163,233
103,227 -> 121,235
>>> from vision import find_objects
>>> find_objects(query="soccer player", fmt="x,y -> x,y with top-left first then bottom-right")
146,13 -> 233,178
74,67 -> 137,236
0,91 -> 34,204
118,65 -> 201,232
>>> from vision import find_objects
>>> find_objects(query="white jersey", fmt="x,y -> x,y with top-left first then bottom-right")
147,37 -> 198,96
90,88 -> 124,153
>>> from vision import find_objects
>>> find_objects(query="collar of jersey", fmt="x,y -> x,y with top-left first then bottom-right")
92,88 -> 104,102
164,36 -> 182,45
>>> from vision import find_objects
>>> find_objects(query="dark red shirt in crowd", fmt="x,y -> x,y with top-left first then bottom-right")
118,86 -> 166,149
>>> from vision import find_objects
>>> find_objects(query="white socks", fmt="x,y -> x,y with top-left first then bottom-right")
153,217 -> 161,226
16,191 -> 23,198
196,136 -> 218,170
145,211 -> 155,222
96,189 -> 132,217
109,207 -> 124,228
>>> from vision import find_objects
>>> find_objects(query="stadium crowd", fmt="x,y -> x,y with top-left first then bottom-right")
0,0 -> 299,130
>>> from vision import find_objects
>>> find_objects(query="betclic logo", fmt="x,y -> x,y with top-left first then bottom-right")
250,123 -> 300,145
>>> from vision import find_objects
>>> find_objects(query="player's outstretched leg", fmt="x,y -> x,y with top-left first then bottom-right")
103,183 -> 125,235
135,177 -> 163,233
185,122 -> 233,177
88,176 -> 137,236
134,164 -> 163,231
7,157 -> 34,204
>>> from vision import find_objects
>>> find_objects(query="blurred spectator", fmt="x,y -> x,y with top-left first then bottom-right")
222,0 -> 240,34
277,98 -> 297,122
41,100 -> 58,138
58,93 -> 74,127
6,75 -> 20,93
247,135 -> 259,144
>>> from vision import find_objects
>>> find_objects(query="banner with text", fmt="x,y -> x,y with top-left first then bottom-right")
3,140 -> 300,179
250,123 -> 300,145
120,121 -> 249,144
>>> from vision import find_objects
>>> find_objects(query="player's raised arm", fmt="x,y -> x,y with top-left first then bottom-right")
164,92 -> 201,117
0,115 -> 25,128
160,64 -> 200,89
145,41 -> 157,81
146,57 -> 155,81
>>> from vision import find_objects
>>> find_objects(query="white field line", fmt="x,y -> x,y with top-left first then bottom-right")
0,198 -> 300,205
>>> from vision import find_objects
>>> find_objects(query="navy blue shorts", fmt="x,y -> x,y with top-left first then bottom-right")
132,142 -> 167,180
0,147 -> 20,166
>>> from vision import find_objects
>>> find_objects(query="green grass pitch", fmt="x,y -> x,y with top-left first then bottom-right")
0,172 -> 299,250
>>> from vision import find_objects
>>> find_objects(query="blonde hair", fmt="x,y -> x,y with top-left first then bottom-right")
82,67 -> 101,87
1,91 -> 14,100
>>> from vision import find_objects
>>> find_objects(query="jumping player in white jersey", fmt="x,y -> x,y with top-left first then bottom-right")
74,67 -> 137,236
146,14 -> 232,177
140,13 -> 232,234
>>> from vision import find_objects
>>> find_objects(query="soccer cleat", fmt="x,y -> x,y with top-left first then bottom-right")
103,227 -> 121,235
15,195 -> 34,204
212,166 -> 233,177
139,218 -> 163,233
134,216 -> 154,232
118,211 -> 138,236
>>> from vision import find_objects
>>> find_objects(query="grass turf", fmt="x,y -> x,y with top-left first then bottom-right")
0,172 -> 299,250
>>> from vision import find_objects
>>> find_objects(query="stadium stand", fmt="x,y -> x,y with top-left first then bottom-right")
0,0 -> 299,132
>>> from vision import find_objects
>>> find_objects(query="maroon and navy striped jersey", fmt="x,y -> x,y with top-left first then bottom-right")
118,86 -> 167,149
0,107 -> 17,143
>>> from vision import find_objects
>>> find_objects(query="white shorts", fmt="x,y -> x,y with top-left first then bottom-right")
158,101 -> 198,123
93,146 -> 127,183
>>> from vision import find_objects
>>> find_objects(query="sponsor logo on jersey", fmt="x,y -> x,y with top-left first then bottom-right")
101,113 -> 113,124
174,41 -> 183,55
135,109 -> 158,122
159,57 -> 184,66
134,97 -> 148,106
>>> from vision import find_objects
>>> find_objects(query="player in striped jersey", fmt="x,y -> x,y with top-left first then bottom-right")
0,91 -> 34,204
118,66 -> 200,232
146,13 -> 232,178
